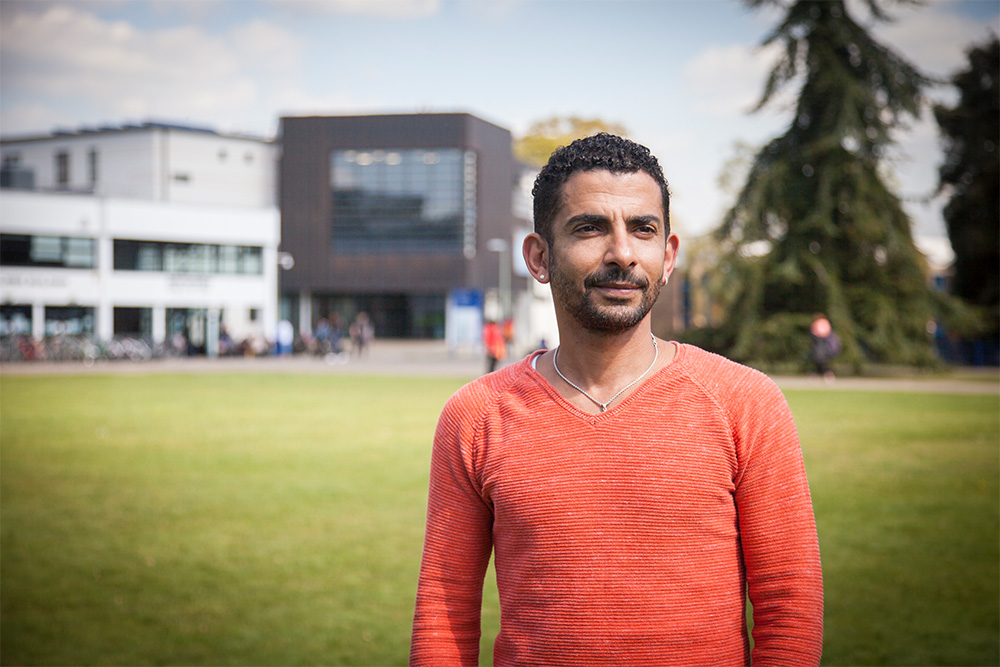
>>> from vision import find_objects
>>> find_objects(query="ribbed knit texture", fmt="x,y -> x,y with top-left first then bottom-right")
410,343 -> 823,666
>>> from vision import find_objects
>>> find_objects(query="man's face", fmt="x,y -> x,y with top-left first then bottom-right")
546,169 -> 675,334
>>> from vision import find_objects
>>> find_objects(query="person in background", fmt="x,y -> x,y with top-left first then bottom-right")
328,312 -> 345,356
483,319 -> 506,373
810,313 -> 840,381
313,317 -> 332,356
410,133 -> 823,666
276,319 -> 294,356
350,312 -> 373,357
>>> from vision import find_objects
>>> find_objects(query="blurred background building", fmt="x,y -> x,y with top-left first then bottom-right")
0,113 -> 734,358
279,112 -> 563,355
0,122 -> 280,355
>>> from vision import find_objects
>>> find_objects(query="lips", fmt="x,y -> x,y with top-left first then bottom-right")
594,283 -> 641,298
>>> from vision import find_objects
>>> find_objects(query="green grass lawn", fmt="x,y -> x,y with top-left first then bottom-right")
1,373 -> 997,666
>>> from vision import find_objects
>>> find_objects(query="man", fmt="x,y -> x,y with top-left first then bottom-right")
410,134 -> 823,665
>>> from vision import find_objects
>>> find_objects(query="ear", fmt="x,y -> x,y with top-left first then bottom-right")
522,233 -> 550,283
661,233 -> 680,285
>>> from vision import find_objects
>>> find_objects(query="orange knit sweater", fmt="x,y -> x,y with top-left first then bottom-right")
410,343 -> 823,666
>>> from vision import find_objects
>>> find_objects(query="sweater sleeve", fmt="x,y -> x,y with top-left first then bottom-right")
731,373 -> 824,666
410,385 -> 495,666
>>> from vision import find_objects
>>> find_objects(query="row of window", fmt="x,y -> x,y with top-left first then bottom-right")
330,148 -> 475,253
3,143 -> 259,192
53,149 -> 99,188
1,234 -> 97,268
0,234 -> 263,275
113,240 -> 263,274
1,305 -> 95,337
1,151 -> 93,191
1,304 -> 259,340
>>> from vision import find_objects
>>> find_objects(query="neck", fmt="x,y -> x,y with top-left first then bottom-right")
553,322 -> 657,389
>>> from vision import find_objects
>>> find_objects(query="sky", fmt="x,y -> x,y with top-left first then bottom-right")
1,0 -> 997,254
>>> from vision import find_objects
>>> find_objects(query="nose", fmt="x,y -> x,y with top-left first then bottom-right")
603,224 -> 636,268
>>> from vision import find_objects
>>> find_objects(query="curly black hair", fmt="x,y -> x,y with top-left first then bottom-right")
531,133 -> 671,245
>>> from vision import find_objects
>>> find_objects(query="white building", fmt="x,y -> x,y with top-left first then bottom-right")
0,123 -> 280,356
506,163 -> 559,355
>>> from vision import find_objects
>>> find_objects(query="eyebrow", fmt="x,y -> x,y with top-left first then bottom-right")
564,213 -> 662,227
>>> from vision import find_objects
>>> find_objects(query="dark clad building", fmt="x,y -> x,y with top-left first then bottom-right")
279,113 -> 523,339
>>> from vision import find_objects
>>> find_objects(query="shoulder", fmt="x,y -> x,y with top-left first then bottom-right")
439,356 -> 536,427
673,343 -> 788,414
672,346 -> 800,476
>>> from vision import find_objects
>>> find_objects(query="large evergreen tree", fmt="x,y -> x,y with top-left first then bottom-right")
708,0 -> 938,370
933,38 -> 999,338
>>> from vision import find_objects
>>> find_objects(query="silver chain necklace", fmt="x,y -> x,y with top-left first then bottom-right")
552,335 -> 659,413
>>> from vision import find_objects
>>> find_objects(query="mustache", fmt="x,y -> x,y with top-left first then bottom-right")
583,267 -> 650,290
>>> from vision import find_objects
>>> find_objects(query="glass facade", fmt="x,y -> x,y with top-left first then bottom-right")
309,292 -> 446,339
45,306 -> 94,336
114,240 -> 263,274
0,305 -> 32,336
167,308 -> 207,354
330,148 -> 477,254
0,234 -> 96,269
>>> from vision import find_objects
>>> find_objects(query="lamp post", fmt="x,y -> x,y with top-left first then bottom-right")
275,251 -> 296,349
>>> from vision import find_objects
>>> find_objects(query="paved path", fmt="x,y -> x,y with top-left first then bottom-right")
2,340 -> 997,395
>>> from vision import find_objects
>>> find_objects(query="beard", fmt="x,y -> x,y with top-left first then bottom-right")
549,257 -> 662,334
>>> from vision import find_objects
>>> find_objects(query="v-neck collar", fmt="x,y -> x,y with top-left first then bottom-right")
526,342 -> 683,421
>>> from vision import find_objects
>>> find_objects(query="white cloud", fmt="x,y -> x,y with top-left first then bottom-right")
270,88 -> 381,119
0,4 -> 311,136
0,102 -> 75,137
875,1 -> 1000,81
268,0 -> 442,19
455,0 -> 530,21
228,19 -> 303,74
683,1 -> 997,123
683,42 -> 785,118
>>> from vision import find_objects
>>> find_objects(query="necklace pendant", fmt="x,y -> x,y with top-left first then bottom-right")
552,334 -> 659,415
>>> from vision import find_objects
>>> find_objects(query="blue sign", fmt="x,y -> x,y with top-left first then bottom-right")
449,288 -> 482,308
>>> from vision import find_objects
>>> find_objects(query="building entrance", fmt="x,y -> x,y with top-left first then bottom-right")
167,308 -> 207,355
303,293 -> 445,339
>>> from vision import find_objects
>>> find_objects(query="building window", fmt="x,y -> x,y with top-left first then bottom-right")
114,307 -> 152,339
0,154 -> 33,190
0,234 -> 96,268
113,239 -> 263,275
45,306 -> 95,337
55,150 -> 70,189
0,305 -> 32,336
88,148 -> 98,187
330,148 -> 474,253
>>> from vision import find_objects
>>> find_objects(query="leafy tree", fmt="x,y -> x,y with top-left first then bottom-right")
514,116 -> 628,167
934,38 -> 999,337
704,0 -> 939,370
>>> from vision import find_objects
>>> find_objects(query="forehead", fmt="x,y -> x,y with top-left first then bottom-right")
558,170 -> 662,218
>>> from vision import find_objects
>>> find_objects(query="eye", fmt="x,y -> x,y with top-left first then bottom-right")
573,223 -> 602,235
